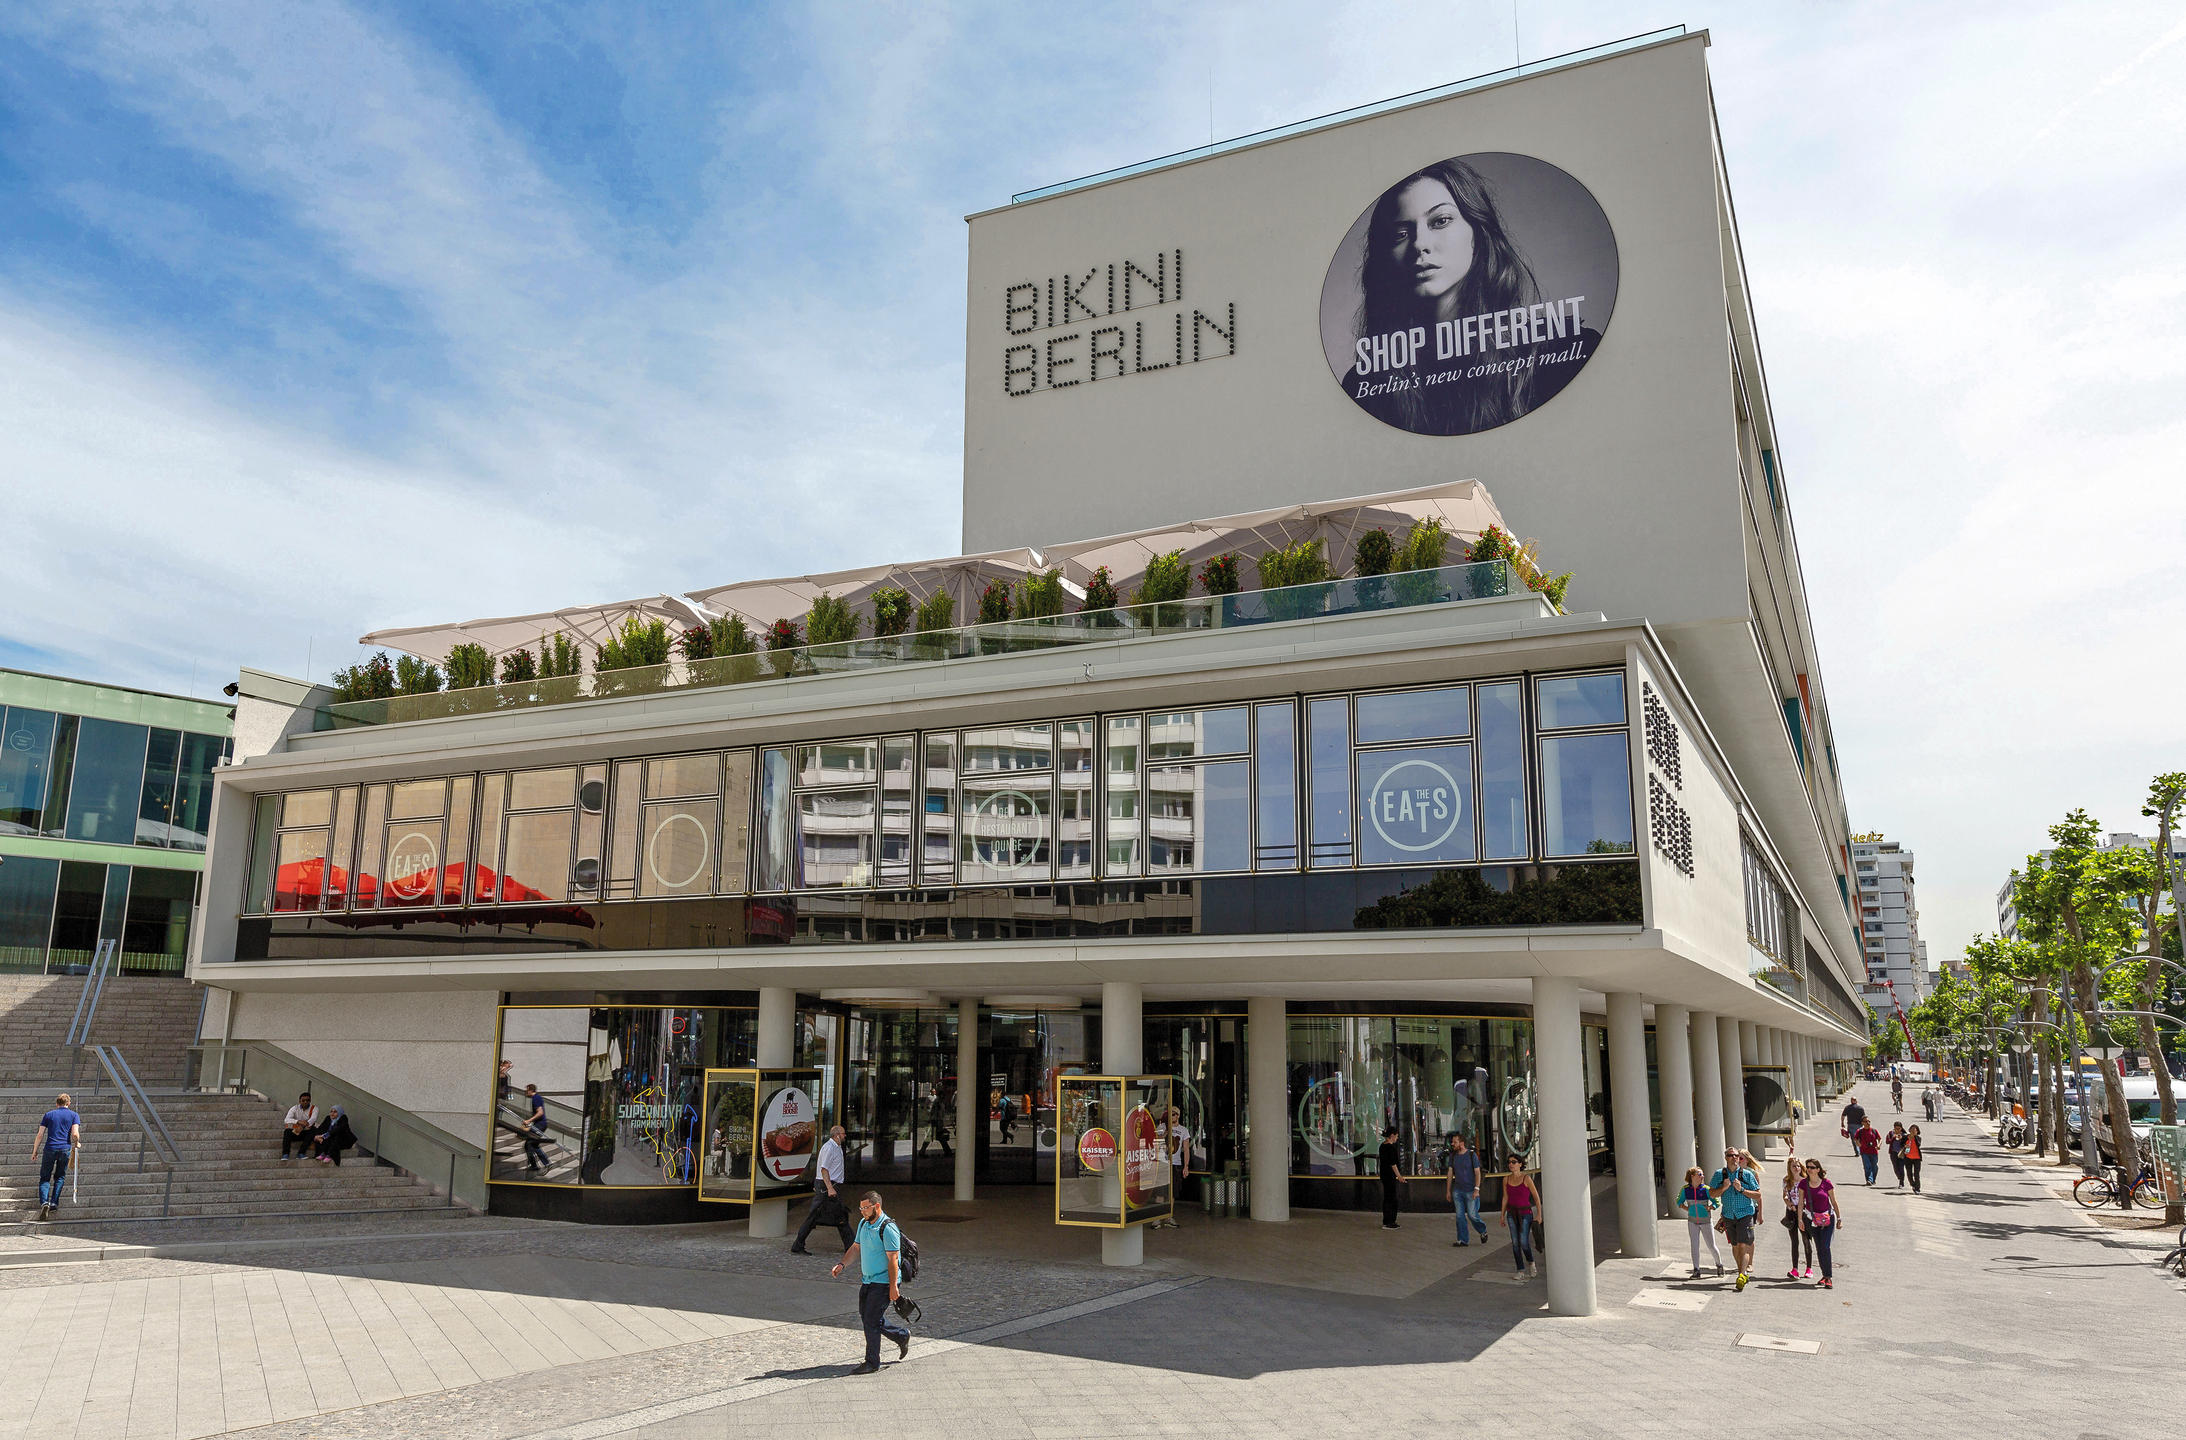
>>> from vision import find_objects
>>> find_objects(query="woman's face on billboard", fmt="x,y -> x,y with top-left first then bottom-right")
1383,176 -> 1475,306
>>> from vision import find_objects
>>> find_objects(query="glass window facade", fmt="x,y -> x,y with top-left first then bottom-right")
242,670 -> 1636,922
0,704 -> 224,850
1286,1015 -> 1535,1177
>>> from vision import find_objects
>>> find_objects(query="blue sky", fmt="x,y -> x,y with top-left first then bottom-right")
3,1 -> 2184,958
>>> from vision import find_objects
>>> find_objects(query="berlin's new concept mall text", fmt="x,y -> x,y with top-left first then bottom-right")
191,29 -> 1865,1314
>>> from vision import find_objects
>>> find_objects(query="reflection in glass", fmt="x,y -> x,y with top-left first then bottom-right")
1540,732 -> 1635,857
137,729 -> 179,847
1103,716 -> 1141,876
121,868 -> 195,973
388,778 -> 445,820
1147,708 -> 1248,760
1536,672 -> 1626,729
0,707 -> 55,835
282,790 -> 333,828
1057,721 -> 1094,879
1355,686 -> 1469,745
798,741 -> 877,788
270,830 -> 328,912
698,1072 -> 758,1199
61,718 -> 147,845
755,749 -> 793,891
0,854 -> 60,971
492,1007 -> 591,1183
720,751 -> 755,895
797,790 -> 875,888
381,819 -> 444,907
1146,762 -> 1249,873
880,736 -> 915,886
1286,1015 -> 1534,1178
1477,682 -> 1529,860
1355,744 -> 1473,866
502,810 -> 574,901
1254,702 -> 1297,869
1308,698 -> 1351,867
642,800 -> 718,896
962,724 -> 1051,772
647,753 -> 720,798
606,760 -> 643,900
474,774 -> 506,902
921,735 -> 956,884
509,768 -> 576,811
169,733 -> 223,851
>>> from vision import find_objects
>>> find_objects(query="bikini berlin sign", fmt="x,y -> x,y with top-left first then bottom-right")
1318,152 -> 1619,436
998,248 -> 1238,397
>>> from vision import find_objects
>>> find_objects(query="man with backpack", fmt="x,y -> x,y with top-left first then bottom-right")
832,1190 -> 913,1374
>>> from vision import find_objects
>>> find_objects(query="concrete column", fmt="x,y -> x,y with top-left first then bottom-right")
1654,1003 -> 1696,1201
1604,992 -> 1657,1258
1719,1015 -> 1748,1156
1532,976 -> 1596,1316
1247,996 -> 1290,1223
750,986 -> 796,1238
1101,981 -> 1144,1267
954,998 -> 977,1202
1691,1010 -> 1725,1169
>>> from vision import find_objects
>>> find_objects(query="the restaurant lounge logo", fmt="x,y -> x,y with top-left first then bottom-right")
1365,758 -> 1464,853
1318,152 -> 1618,436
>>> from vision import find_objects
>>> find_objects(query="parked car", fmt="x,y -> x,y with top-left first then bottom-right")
2090,1075 -> 2177,1162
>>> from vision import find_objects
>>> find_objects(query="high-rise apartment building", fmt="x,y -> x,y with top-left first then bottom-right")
1853,836 -> 1927,1011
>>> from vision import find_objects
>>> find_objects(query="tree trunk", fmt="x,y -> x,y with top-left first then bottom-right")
2052,1036 -> 2072,1165
2031,987 -> 2053,1157
2144,812 -> 2181,1223
2071,960 -> 2140,1192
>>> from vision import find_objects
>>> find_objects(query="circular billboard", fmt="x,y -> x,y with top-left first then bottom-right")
1318,152 -> 1617,436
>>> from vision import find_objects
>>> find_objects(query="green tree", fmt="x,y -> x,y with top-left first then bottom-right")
1135,549 -> 1192,604
806,593 -> 861,647
2015,810 -> 2147,1182
393,655 -> 441,695
444,643 -> 493,690
1017,568 -> 1065,619
869,587 -> 914,638
914,589 -> 956,634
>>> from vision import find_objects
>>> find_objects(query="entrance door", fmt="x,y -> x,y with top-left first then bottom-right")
977,1046 -> 1042,1184
910,1048 -> 959,1184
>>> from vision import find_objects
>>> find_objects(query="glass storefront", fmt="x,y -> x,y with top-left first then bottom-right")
0,854 -> 197,975
486,1000 -> 1623,1215
243,671 -> 1637,922
0,704 -> 227,850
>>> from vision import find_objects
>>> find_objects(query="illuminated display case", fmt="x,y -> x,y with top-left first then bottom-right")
1054,1073 -> 1174,1228
697,1067 -> 824,1204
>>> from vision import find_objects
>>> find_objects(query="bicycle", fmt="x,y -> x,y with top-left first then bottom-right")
2162,1226 -> 2186,1279
2072,1161 -> 2162,1209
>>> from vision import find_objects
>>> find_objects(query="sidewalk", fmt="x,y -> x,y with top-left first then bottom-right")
0,1089 -> 2176,1438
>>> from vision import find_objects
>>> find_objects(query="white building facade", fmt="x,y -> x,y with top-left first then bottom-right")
1853,837 -> 1926,1013
188,29 -> 1866,1315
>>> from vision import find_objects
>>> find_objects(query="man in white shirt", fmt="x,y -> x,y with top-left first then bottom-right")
791,1124 -> 855,1254
280,1092 -> 319,1161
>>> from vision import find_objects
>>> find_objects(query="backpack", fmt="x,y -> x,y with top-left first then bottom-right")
884,1219 -> 921,1284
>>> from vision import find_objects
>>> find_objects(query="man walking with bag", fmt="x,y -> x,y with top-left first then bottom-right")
791,1124 -> 855,1255
30,1092 -> 81,1221
831,1191 -> 911,1374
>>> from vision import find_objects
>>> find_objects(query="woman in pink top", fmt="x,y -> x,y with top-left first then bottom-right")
1797,1158 -> 1843,1288
1499,1154 -> 1539,1278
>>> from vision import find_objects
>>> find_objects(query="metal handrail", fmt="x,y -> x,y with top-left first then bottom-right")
65,939 -> 116,1046
188,1040 -> 486,1211
84,1043 -> 179,1217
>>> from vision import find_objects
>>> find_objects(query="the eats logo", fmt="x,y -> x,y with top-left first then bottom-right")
1366,758 -> 1462,853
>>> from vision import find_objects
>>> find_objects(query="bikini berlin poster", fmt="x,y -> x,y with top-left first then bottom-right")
1318,152 -> 1618,436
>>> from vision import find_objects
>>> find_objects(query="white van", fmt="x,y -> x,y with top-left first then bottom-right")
2091,1074 -> 2179,1162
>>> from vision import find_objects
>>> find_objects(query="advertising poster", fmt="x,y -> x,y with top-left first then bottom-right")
755,1074 -> 819,1194
1119,1084 -> 1174,1224
1318,152 -> 1618,436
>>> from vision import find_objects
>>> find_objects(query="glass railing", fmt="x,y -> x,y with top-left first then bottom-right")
324,558 -> 1533,727
1011,27 -> 1686,204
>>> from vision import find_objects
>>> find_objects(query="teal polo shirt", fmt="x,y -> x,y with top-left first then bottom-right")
854,1213 -> 900,1283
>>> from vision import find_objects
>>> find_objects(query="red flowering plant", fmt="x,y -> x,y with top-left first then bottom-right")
1197,552 -> 1240,595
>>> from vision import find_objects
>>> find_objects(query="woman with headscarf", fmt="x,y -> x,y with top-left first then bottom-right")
314,1106 -> 358,1166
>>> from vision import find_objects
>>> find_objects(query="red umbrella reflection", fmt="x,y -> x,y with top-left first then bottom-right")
272,858 -> 377,911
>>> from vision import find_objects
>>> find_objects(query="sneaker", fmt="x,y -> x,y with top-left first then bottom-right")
789,1247 -> 811,1255
1382,1222 -> 1400,1230
1820,1278 -> 1833,1289
1688,1268 -> 1703,1280
896,1333 -> 910,1360
852,1362 -> 880,1375
1528,1261 -> 1539,1277
1715,1264 -> 1725,1278
1734,1272 -> 1749,1292
1786,1270 -> 1800,1280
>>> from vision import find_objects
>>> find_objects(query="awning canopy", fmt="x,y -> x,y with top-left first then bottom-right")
360,479 -> 1508,665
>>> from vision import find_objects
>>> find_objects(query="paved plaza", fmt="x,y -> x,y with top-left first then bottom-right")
3,1096 -> 2180,1439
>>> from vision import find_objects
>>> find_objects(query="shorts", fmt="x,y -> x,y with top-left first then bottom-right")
1724,1215 -> 1755,1246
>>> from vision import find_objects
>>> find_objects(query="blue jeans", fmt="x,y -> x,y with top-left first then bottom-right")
1507,1213 -> 1535,1269
1860,1152 -> 1879,1184
858,1283 -> 909,1366
38,1148 -> 70,1209
1453,1190 -> 1485,1242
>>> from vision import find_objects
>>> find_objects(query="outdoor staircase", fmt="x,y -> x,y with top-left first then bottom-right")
0,1090 -> 459,1223
0,973 -> 202,1087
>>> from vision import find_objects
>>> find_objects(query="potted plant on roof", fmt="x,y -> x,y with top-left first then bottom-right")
1198,551 -> 1240,626
766,617 -> 805,677
1351,528 -> 1394,611
912,589 -> 957,660
593,616 -> 673,697
1078,566 -> 1120,628
684,615 -> 762,686
804,593 -> 861,672
870,586 -> 914,659
1132,547 -> 1192,631
1255,539 -> 1330,623
1392,517 -> 1451,606
1463,525 -> 1514,600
